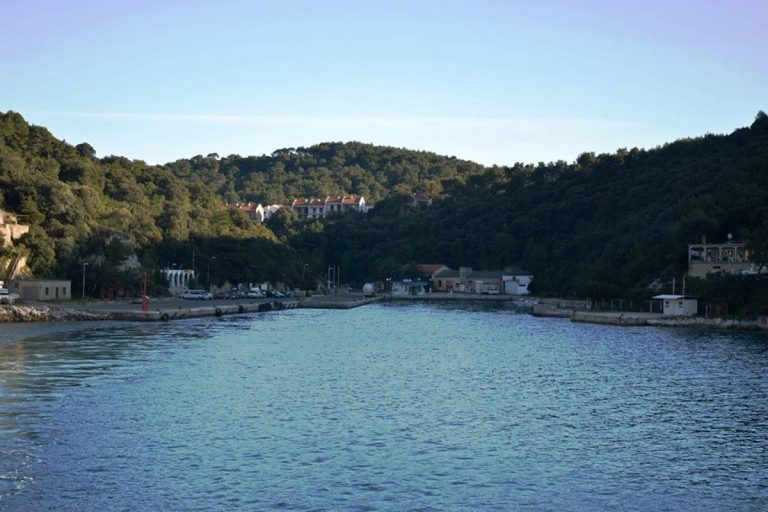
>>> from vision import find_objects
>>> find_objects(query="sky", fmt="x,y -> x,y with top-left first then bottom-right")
2,0 -> 766,166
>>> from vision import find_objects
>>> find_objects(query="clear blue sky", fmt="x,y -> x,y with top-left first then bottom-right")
2,0 -> 766,165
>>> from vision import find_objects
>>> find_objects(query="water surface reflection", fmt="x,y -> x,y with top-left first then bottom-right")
0,306 -> 766,511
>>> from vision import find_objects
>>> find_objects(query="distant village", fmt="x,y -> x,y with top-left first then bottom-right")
1,206 -> 766,325
227,192 -> 432,222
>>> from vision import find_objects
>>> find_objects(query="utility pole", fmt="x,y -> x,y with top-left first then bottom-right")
81,262 -> 89,300
141,272 -> 148,311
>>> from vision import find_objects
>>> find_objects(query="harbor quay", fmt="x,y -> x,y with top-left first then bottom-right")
2,292 -> 765,331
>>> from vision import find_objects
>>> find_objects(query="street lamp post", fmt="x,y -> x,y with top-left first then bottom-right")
302,264 -> 308,286
82,262 -> 89,300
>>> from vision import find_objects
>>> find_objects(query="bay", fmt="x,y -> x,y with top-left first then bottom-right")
1,303 -> 766,511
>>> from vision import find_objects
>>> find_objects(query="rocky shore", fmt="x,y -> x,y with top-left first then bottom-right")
0,305 -> 109,322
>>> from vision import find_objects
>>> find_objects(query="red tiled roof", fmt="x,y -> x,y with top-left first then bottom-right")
228,202 -> 260,212
417,264 -> 447,274
293,196 -> 364,207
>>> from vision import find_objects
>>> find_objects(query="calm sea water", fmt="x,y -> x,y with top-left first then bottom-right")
0,303 -> 766,511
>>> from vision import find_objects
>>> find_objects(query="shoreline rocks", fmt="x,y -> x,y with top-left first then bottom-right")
0,305 -> 53,322
0,305 -> 110,322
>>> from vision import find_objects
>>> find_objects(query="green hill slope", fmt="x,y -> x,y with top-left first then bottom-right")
1,110 -> 766,312
307,112 -> 768,312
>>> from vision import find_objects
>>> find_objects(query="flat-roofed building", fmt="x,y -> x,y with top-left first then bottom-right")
11,279 -> 71,301
653,294 -> 698,316
688,241 -> 752,277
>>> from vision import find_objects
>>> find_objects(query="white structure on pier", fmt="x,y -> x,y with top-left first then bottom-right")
653,294 -> 698,316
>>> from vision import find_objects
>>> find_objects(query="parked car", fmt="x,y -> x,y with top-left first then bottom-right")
266,290 -> 285,298
0,288 -> 20,304
247,288 -> 265,298
131,295 -> 151,304
181,289 -> 213,300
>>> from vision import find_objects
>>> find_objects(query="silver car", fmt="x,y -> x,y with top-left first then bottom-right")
181,289 -> 213,300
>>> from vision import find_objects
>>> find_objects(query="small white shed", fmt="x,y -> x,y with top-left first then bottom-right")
502,274 -> 533,295
653,294 -> 698,316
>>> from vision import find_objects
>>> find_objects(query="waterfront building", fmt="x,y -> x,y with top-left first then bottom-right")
10,279 -> 71,301
415,264 -> 449,278
653,294 -> 698,316
391,279 -> 429,296
431,266 -> 533,295
502,272 -> 533,295
687,239 -> 754,277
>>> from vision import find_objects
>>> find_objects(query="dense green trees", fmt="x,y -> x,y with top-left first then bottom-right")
1,109 -> 766,314
288,112 -> 768,315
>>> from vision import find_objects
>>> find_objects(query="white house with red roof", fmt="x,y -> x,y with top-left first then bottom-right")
228,202 -> 283,223
292,196 -> 367,219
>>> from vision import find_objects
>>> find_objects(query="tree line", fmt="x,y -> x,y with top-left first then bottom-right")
1,110 -> 766,314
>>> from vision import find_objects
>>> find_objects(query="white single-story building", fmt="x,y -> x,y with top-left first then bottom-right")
653,294 -> 698,316
11,279 -> 72,301
391,279 -> 429,296
502,274 -> 533,295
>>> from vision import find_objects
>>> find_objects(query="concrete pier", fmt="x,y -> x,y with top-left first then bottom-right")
300,294 -> 384,309
571,311 -> 663,326
103,301 -> 298,321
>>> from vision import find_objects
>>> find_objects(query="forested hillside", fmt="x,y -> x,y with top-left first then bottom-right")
292,112 -> 768,313
0,111 -> 487,296
1,110 -> 767,313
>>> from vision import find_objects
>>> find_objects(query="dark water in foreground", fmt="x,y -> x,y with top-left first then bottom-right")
0,303 -> 766,511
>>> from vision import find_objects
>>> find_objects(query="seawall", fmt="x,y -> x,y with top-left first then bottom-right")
0,301 -> 298,323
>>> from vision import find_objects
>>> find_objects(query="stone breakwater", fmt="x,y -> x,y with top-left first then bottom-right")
1,301 -> 301,323
647,316 -> 764,330
533,303 -> 767,331
0,305 -> 109,322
